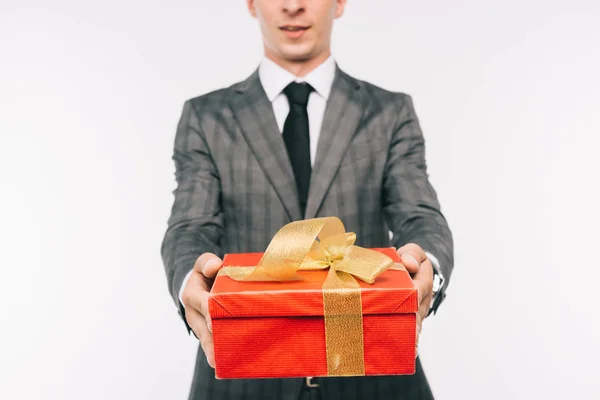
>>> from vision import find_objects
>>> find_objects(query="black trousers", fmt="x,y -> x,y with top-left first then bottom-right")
298,385 -> 323,400
190,354 -> 434,399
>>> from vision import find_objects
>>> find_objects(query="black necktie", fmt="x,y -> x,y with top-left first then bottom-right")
282,82 -> 313,218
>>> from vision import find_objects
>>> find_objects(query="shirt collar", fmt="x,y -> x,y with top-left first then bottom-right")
258,55 -> 336,102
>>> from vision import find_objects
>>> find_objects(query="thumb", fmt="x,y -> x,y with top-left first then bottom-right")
203,256 -> 223,279
400,252 -> 420,274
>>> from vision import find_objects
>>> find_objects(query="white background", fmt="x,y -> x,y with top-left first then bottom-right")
1,1 -> 599,399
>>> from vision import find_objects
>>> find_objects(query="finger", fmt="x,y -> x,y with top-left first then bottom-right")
401,253 -> 420,273
397,244 -> 427,273
194,252 -> 220,274
412,274 -> 430,304
390,262 -> 407,271
415,288 -> 432,360
397,243 -> 427,262
411,259 -> 434,303
181,274 -> 213,328
419,290 -> 433,322
197,290 -> 212,333
202,256 -> 223,279
186,308 -> 215,368
415,288 -> 433,359
181,272 -> 209,305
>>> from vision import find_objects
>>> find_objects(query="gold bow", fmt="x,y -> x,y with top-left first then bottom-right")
221,217 -> 395,376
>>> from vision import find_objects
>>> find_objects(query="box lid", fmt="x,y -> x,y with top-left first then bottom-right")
209,247 -> 418,319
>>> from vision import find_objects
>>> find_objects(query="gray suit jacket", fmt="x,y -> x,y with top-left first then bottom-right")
161,65 -> 454,400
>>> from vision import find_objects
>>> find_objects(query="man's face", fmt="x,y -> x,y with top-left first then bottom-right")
247,0 -> 346,63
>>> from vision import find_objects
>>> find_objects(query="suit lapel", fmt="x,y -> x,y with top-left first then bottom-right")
229,70 -> 303,222
304,68 -> 364,219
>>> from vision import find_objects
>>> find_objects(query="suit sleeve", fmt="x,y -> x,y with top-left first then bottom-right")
382,94 -> 454,301
161,100 -> 224,330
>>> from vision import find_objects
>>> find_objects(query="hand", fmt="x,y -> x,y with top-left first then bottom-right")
181,252 -> 223,368
396,243 -> 434,358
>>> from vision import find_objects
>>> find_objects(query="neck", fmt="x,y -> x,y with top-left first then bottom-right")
264,49 -> 331,77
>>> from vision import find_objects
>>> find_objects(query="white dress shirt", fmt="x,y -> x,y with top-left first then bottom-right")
258,55 -> 336,165
178,55 -> 443,309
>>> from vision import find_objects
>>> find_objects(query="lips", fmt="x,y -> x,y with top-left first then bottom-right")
280,26 -> 309,31
280,25 -> 310,39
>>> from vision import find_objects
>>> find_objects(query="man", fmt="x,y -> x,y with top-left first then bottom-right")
161,1 -> 453,399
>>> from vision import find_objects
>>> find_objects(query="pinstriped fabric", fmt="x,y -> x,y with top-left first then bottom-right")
162,65 -> 453,400
319,357 -> 434,400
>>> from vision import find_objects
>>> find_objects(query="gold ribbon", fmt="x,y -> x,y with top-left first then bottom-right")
222,217 -> 395,376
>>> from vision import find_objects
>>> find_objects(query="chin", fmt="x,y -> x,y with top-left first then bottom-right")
278,44 -> 317,62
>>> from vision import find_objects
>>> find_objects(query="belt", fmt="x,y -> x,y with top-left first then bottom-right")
305,377 -> 319,388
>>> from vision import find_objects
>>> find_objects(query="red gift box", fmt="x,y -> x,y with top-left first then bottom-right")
209,247 -> 418,379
